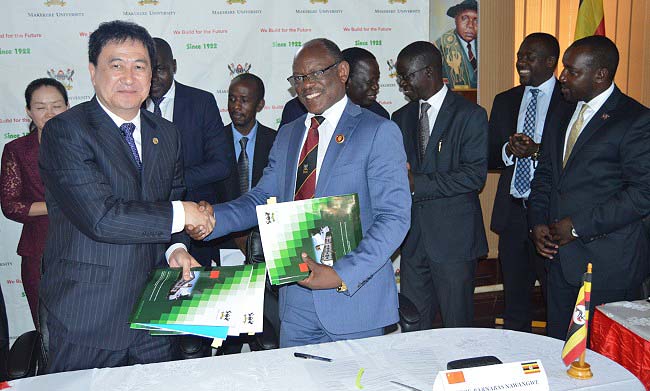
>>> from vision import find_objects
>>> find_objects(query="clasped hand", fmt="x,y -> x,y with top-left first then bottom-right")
183,200 -> 215,240
507,133 -> 539,159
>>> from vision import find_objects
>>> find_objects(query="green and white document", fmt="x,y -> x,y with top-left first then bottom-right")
129,263 -> 265,340
255,193 -> 363,285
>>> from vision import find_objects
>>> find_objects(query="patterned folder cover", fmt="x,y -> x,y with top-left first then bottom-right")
256,193 -> 362,285
129,264 -> 262,339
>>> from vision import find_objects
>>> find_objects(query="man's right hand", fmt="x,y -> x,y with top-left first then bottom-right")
509,133 -> 539,158
183,201 -> 215,240
531,224 -> 559,259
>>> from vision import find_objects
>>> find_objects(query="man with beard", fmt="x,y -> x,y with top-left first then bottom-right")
147,37 -> 232,267
392,40 -> 488,330
528,35 -> 650,339
488,33 -> 570,332
196,38 -> 411,347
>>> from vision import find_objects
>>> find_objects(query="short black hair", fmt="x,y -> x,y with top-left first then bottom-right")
524,32 -> 560,66
569,35 -> 619,79
25,77 -> 68,109
153,37 -> 174,61
302,38 -> 343,63
231,73 -> 265,102
397,41 -> 443,75
88,20 -> 155,66
342,47 -> 377,78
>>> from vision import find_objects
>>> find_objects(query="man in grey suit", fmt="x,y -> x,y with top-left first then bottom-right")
39,21 -> 214,373
392,41 -> 488,330
194,38 -> 411,347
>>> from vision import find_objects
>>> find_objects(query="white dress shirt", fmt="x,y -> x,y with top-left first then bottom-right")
300,95 -> 348,185
96,97 -> 186,258
562,82 -> 615,160
420,84 -> 448,136
502,76 -> 556,198
146,81 -> 176,121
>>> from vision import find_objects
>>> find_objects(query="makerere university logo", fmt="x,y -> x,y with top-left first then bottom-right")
44,0 -> 66,6
47,68 -> 74,90
138,0 -> 159,5
228,63 -> 251,77
386,59 -> 397,78
227,0 -> 246,4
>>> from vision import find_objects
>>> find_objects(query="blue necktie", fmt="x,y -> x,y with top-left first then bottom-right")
513,89 -> 539,195
152,96 -> 164,117
119,122 -> 142,171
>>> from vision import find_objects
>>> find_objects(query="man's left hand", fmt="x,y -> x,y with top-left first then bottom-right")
297,253 -> 343,290
169,247 -> 202,280
406,162 -> 414,193
549,217 -> 577,246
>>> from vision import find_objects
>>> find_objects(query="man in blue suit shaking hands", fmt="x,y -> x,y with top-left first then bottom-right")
195,38 -> 411,347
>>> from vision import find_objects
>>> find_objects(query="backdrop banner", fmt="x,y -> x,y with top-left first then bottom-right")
0,0 -> 428,343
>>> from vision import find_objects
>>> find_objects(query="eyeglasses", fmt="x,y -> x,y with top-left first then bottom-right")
396,65 -> 430,84
287,61 -> 341,86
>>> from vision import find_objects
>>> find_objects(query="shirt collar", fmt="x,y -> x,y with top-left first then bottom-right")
96,96 -> 141,130
163,81 -> 176,100
304,95 -> 348,130
422,84 -> 448,112
525,75 -> 555,96
580,82 -> 615,113
232,121 -> 259,143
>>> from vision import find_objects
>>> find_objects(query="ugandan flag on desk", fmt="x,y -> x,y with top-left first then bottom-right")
575,0 -> 605,39
561,263 -> 592,366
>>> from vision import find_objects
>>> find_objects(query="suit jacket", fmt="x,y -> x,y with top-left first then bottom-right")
0,131 -> 49,257
173,81 -> 231,203
206,100 -> 411,334
215,122 -> 276,248
528,86 -> 650,288
39,97 -> 187,350
488,81 -> 570,233
392,90 -> 488,262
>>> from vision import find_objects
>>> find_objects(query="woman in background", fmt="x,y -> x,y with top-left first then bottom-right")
0,78 -> 69,328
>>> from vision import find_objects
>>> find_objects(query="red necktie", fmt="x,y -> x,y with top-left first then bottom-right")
294,116 -> 324,200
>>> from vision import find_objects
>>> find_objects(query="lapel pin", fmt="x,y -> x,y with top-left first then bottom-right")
601,113 -> 610,120
152,137 -> 159,145
335,134 -> 345,144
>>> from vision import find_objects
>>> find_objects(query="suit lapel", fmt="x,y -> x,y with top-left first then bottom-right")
316,102 -> 361,195
284,116 -> 307,200
141,111 -> 161,193
422,92 -> 456,170
252,125 -> 273,186
562,87 -> 622,171
87,97 -> 141,178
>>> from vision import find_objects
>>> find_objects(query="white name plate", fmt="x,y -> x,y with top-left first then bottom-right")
433,360 -> 549,391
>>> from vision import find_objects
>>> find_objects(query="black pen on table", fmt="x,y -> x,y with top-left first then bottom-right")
293,352 -> 332,362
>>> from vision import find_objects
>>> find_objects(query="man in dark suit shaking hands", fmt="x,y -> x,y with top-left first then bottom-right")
488,33 -> 570,332
148,37 -> 232,267
392,41 -> 488,330
529,36 -> 650,339
39,21 -> 215,372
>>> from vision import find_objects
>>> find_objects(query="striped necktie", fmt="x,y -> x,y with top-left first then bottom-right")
295,116 -> 324,200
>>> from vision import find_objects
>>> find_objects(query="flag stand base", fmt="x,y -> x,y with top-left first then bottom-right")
567,361 -> 593,379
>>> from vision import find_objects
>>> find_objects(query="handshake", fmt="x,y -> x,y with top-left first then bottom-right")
182,200 -> 215,241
